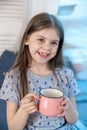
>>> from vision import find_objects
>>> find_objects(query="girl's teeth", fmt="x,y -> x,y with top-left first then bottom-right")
39,52 -> 48,56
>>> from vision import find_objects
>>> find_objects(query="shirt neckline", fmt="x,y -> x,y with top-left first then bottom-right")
27,69 -> 53,79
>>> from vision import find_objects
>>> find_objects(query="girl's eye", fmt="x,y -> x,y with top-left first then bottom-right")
51,41 -> 58,45
38,38 -> 45,43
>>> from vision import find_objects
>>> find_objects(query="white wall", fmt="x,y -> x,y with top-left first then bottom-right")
26,0 -> 60,22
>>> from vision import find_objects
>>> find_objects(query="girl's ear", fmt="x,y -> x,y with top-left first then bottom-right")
24,36 -> 30,45
24,40 -> 29,45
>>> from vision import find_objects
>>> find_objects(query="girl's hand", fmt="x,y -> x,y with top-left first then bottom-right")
57,97 -> 68,117
20,93 -> 37,115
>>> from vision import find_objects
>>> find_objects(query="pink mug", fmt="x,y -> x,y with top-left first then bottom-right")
38,88 -> 64,117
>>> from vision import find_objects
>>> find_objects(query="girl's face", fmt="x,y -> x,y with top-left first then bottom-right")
25,28 -> 60,66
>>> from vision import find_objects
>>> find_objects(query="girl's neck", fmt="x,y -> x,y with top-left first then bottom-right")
29,64 -> 52,76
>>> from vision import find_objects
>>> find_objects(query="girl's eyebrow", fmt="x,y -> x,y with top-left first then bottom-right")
36,35 -> 46,38
35,35 -> 60,42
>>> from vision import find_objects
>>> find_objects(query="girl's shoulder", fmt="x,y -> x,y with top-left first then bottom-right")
55,66 -> 74,77
5,67 -> 20,80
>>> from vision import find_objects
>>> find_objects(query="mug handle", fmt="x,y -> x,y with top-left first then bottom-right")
32,95 -> 41,112
57,97 -> 65,116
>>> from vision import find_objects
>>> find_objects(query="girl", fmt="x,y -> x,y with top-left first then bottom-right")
0,12 -> 80,130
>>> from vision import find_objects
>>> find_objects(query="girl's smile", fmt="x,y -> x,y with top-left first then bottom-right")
37,51 -> 50,58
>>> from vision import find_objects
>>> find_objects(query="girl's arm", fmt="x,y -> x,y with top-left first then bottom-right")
58,96 -> 79,125
7,93 -> 37,130
65,96 -> 79,124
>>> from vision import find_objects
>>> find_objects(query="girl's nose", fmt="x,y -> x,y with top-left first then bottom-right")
44,42 -> 51,50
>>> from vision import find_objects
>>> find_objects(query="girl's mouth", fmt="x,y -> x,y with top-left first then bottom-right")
38,52 -> 50,58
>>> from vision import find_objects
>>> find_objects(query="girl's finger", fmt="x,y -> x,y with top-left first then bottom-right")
22,103 -> 37,114
25,93 -> 37,99
21,93 -> 37,105
21,101 -> 36,109
57,111 -> 65,117
21,97 -> 32,104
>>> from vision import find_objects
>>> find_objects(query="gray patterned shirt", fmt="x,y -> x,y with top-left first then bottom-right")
0,67 -> 80,130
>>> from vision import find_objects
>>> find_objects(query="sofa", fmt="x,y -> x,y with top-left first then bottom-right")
0,50 -> 87,130
0,50 -> 16,130
0,99 -> 8,130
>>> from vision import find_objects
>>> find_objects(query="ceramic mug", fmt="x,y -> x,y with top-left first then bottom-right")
38,88 -> 64,117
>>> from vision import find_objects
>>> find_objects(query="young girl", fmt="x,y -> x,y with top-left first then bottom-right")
0,12 -> 80,130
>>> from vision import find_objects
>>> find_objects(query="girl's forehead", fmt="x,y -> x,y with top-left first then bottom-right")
29,28 -> 60,40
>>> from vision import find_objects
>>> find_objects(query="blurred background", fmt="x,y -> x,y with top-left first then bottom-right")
57,0 -> 87,81
0,0 -> 87,130
57,1 -> 87,129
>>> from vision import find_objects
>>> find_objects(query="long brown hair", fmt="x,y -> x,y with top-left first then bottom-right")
13,12 -> 64,99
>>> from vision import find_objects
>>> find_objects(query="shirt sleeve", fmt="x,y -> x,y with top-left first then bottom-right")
0,70 -> 20,105
66,68 -> 80,97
